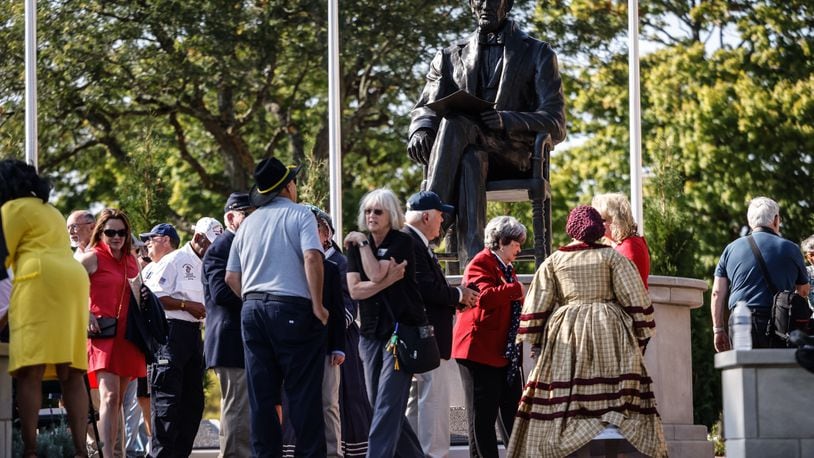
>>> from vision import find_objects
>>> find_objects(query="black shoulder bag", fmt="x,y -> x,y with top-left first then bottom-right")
383,300 -> 440,374
747,235 -> 811,346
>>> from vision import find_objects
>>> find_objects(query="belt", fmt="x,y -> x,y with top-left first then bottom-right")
243,292 -> 311,307
167,318 -> 202,329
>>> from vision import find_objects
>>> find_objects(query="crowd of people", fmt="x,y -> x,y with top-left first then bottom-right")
1,154 -> 682,458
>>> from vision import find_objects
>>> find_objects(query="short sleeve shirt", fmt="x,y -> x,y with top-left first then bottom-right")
347,229 -> 425,338
714,230 -> 809,309
144,243 -> 203,322
226,198 -> 323,298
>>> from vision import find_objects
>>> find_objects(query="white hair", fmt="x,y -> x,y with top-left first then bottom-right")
356,188 -> 404,231
484,216 -> 526,250
747,197 -> 779,229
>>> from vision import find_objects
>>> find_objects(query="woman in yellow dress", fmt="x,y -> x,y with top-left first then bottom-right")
0,159 -> 90,457
508,206 -> 666,458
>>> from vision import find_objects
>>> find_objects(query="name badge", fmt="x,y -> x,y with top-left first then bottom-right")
377,248 -> 388,257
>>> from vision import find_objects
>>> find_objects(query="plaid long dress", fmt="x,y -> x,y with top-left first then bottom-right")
507,244 -> 667,458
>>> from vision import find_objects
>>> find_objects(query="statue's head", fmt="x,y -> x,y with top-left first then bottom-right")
469,0 -> 512,33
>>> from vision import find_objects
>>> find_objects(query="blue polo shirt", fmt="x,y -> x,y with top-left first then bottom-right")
714,228 -> 808,309
226,197 -> 323,298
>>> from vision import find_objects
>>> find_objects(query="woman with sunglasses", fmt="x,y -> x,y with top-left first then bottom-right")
0,160 -> 90,457
344,188 -> 427,457
80,208 -> 146,458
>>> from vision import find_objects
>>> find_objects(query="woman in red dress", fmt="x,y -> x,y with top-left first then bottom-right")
80,208 -> 146,458
592,193 -> 651,288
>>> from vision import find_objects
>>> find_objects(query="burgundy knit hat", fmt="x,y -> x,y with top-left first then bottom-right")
566,205 -> 605,243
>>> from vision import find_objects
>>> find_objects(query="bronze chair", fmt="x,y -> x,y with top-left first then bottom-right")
484,132 -> 553,268
439,133 -> 553,272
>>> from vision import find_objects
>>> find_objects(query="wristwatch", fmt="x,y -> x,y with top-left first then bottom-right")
360,240 -> 370,247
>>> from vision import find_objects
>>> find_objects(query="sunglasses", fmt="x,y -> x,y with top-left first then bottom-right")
364,208 -> 384,216
103,229 -> 129,238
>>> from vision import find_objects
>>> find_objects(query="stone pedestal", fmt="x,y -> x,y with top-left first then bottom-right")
445,275 -> 713,457
0,343 -> 11,458
645,276 -> 714,457
714,349 -> 814,457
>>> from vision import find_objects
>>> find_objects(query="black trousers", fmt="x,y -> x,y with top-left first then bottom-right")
456,359 -> 522,458
149,319 -> 205,458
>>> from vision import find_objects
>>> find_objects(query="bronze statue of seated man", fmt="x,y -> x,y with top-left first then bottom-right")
407,0 -> 566,264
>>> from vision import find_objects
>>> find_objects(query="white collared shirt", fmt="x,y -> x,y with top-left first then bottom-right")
144,243 -> 203,322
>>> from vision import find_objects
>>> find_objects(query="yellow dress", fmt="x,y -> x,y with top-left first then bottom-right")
2,197 -> 89,377
507,244 -> 667,458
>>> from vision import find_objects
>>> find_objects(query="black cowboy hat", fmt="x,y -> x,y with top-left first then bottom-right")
249,157 -> 301,207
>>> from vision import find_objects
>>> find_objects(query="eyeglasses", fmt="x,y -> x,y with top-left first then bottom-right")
67,222 -> 94,231
102,229 -> 129,238
364,208 -> 384,216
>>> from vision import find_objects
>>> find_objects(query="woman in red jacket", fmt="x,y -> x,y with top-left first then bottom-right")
452,215 -> 527,458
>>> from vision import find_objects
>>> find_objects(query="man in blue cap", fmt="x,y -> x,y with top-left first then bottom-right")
225,158 -> 329,457
403,191 -> 479,457
202,193 -> 255,457
142,217 -> 222,457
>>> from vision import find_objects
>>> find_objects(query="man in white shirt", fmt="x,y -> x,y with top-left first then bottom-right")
67,210 -> 95,261
142,218 -> 222,457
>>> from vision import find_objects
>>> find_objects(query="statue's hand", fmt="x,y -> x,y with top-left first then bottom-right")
480,110 -> 504,131
407,129 -> 434,165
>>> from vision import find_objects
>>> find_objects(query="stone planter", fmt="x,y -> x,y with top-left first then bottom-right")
715,349 -> 814,457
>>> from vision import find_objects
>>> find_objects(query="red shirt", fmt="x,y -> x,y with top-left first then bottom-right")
616,235 -> 650,288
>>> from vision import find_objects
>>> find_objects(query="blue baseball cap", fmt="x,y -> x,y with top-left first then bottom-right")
406,191 -> 455,214
224,192 -> 253,213
139,223 -> 180,245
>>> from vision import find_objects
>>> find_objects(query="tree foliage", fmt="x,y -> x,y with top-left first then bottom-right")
0,0 -> 500,231
533,0 -> 813,428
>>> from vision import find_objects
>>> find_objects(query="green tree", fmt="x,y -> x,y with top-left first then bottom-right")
1,0 -> 505,231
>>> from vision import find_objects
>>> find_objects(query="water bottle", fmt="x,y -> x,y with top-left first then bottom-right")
731,301 -> 753,350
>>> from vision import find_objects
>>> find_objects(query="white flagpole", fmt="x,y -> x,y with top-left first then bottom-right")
25,0 -> 38,170
328,0 -> 343,244
628,0 -> 643,233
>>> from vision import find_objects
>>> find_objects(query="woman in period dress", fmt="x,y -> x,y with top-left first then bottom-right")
80,208 -> 146,458
507,205 -> 666,458
0,159 -> 90,456
592,192 -> 651,288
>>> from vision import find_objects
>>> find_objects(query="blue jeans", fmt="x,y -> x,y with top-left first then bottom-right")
242,295 -> 327,458
358,336 -> 423,458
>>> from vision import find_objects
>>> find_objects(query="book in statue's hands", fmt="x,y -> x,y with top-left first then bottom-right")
425,90 -> 494,116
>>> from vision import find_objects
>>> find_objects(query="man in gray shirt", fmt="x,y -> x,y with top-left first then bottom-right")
225,157 -> 328,457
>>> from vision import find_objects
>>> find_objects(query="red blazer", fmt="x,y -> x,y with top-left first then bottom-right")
452,248 -> 524,367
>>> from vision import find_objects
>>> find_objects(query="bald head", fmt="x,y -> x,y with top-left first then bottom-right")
67,210 -> 95,248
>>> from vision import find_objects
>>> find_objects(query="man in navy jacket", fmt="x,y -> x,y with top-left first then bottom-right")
403,191 -> 479,457
202,192 -> 254,457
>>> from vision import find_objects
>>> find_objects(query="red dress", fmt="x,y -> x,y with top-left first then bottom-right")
86,242 -> 146,378
615,235 -> 651,288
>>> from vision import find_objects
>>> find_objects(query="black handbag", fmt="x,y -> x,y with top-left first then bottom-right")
383,297 -> 440,374
747,235 -> 812,345
90,316 -> 117,338
88,260 -> 128,339
391,322 -> 441,374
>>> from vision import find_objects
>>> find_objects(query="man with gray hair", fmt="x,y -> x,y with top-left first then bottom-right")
66,210 -> 95,260
402,191 -> 479,457
711,196 -> 809,351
